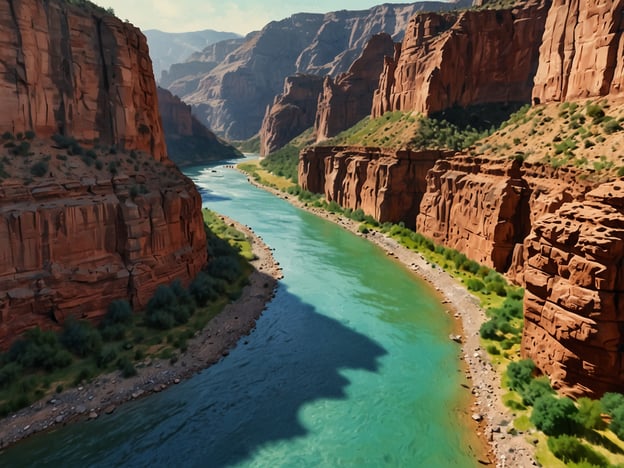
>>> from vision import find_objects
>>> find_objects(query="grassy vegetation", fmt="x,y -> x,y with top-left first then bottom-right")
259,127 -> 316,183
0,209 -> 253,417
233,135 -> 261,154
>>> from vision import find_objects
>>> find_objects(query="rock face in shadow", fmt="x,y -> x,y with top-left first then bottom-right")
371,1 -> 549,118
299,146 -> 454,227
259,75 -> 324,157
0,0 -> 207,347
533,0 -> 624,103
0,0 -> 167,160
178,2 -> 471,140
315,33 -> 395,143
158,87 -> 241,166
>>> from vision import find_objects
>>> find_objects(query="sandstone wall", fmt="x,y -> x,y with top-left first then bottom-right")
0,0 -> 208,347
0,171 -> 207,348
299,146 -> 453,227
522,181 -> 624,396
315,33 -> 394,142
533,0 -> 624,103
0,0 -> 167,160
157,87 -> 241,166
259,75 -> 324,157
371,1 -> 549,117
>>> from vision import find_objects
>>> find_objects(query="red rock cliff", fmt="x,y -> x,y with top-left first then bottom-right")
259,74 -> 324,157
533,0 -> 624,103
0,0 -> 207,347
315,33 -> 394,142
0,0 -> 167,160
299,146 -> 454,228
371,1 -> 549,117
522,181 -> 624,396
157,87 -> 240,166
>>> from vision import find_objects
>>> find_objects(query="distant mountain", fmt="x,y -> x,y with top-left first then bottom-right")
144,29 -> 241,82
164,1 -> 472,141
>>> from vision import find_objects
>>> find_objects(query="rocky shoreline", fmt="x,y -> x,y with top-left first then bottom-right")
0,216 -> 282,451
239,167 -> 537,468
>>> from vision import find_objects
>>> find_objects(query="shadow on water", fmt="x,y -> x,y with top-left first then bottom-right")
1,285 -> 387,468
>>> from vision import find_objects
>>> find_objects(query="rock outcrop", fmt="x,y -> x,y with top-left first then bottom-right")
158,87 -> 241,166
532,0 -> 624,103
371,1 -> 549,118
0,0 -> 167,160
0,0 -> 207,347
315,33 -> 394,142
299,146 -> 454,227
259,75 -> 324,157
178,2 -> 471,140
522,181 -> 624,396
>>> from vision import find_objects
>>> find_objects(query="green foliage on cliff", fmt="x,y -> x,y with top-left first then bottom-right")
260,127 -> 315,183
0,209 -> 254,417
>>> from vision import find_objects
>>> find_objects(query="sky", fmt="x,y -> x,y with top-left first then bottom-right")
98,0 -> 440,35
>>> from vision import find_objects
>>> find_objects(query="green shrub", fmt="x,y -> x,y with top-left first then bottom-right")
466,278 -> 485,292
24,130 -> 36,140
117,356 -> 137,378
189,272 -> 219,307
601,392 -> 624,413
521,376 -> 554,406
60,319 -> 102,357
486,344 -> 500,355
506,359 -> 535,393
576,397 -> 606,431
531,395 -> 579,436
95,346 -> 118,368
480,319 -> 503,341
0,362 -> 22,388
30,161 -> 49,177
1,131 -> 14,140
358,224 -> 369,234
586,104 -> 605,123
8,327 -> 72,371
102,300 -> 133,327
547,435 -> 608,466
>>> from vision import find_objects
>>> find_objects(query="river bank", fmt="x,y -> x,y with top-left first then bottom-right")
237,166 -> 537,468
0,216 -> 282,450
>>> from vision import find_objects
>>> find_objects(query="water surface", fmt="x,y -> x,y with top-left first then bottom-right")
1,160 -> 478,467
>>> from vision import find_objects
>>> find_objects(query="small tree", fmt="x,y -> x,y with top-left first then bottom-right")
506,359 -> 535,393
531,395 -> 579,436
576,397 -> 606,431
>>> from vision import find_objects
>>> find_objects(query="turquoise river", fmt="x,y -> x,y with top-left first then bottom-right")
0,159 -> 481,467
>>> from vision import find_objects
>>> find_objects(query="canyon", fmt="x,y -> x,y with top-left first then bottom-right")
163,1 -> 472,141
298,0 -> 624,396
158,87 -> 241,166
0,0 -> 207,347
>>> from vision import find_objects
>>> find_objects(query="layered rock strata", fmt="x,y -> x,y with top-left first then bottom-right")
371,1 -> 549,117
532,0 -> 624,103
0,0 -> 167,160
299,146 -> 454,227
0,0 -> 207,347
259,75 -> 324,157
0,164 -> 207,349
522,181 -> 624,396
157,87 -> 240,166
315,33 -> 394,142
